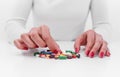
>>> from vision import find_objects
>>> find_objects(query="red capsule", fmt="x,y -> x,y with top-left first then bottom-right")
72,55 -> 77,58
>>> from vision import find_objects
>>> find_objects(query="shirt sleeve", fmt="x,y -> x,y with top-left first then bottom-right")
5,0 -> 33,45
90,0 -> 112,43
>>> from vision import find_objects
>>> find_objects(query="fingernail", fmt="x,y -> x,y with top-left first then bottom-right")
57,50 -> 62,54
86,50 -> 90,56
90,52 -> 94,58
75,48 -> 79,53
24,47 -> 28,50
59,49 -> 63,54
53,50 -> 58,54
107,52 -> 111,57
100,52 -> 104,58
59,51 -> 63,54
36,46 -> 39,48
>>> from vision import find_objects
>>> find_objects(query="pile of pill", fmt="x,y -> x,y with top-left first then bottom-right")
34,50 -> 80,60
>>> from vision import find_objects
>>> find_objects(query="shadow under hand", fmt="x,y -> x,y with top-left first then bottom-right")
21,48 -> 39,57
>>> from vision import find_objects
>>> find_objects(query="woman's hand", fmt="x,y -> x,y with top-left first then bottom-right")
74,30 -> 111,58
14,25 -> 61,54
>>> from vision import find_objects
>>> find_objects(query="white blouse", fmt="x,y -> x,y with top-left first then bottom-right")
5,0 -> 111,44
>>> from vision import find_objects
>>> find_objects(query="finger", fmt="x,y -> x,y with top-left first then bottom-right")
99,41 -> 108,58
40,25 -> 61,54
47,37 -> 62,54
89,34 -> 103,58
21,33 -> 37,48
74,32 -> 87,53
105,49 -> 111,57
85,30 -> 95,57
29,27 -> 47,47
14,39 -> 28,50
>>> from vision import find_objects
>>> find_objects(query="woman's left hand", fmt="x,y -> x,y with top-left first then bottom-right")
74,30 -> 111,58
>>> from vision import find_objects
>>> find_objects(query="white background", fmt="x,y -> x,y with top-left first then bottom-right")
0,0 -> 120,77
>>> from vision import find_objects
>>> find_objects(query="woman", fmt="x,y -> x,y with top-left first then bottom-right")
5,0 -> 111,58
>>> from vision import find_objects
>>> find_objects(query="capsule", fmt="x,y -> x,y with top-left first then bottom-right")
49,54 -> 55,58
66,50 -> 76,55
76,54 -> 80,58
72,55 -> 77,58
59,55 -> 67,60
40,54 -> 46,58
46,54 -> 50,59
45,51 -> 52,54
40,51 -> 46,54
34,52 -> 40,56
71,52 -> 77,55
67,55 -> 72,59
54,55 -> 59,59
65,50 -> 72,53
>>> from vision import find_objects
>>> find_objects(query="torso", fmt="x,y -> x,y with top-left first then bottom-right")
32,0 -> 91,41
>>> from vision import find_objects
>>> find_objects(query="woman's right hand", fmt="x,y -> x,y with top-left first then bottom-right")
14,25 -> 61,54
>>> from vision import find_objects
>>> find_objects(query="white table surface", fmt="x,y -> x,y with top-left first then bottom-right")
0,41 -> 120,77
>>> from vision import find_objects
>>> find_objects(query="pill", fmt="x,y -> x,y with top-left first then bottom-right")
59,55 -> 67,60
60,54 -> 66,56
39,54 -> 46,58
40,51 -> 46,54
45,51 -> 52,54
66,50 -> 72,53
67,55 -> 72,59
54,54 -> 59,59
66,50 -> 76,55
34,52 -> 40,56
49,54 -> 55,58
35,54 -> 40,57
71,52 -> 77,55
46,54 -> 50,59
76,54 -> 80,58
72,55 -> 77,58
54,56 -> 59,59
